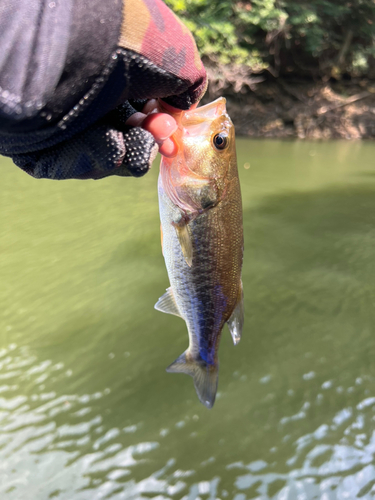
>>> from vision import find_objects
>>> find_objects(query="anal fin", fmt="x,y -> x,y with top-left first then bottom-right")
227,281 -> 244,345
174,223 -> 193,267
154,287 -> 181,317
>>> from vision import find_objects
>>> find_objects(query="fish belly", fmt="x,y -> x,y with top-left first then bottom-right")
158,175 -> 243,364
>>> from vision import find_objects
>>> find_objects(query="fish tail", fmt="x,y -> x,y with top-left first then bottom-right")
166,350 -> 218,409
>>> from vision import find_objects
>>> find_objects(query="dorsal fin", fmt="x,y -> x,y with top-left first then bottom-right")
154,287 -> 181,317
227,281 -> 244,345
174,224 -> 193,267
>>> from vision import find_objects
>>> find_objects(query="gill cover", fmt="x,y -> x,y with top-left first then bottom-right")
160,97 -> 230,217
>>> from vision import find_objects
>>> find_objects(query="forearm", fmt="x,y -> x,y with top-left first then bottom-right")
0,0 -> 123,131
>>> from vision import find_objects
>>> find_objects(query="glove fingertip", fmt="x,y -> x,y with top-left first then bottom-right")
122,127 -> 157,177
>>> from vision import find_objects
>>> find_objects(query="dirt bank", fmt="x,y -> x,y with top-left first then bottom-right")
204,77 -> 375,140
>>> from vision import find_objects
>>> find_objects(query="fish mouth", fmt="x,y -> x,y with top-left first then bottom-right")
181,97 -> 227,127
176,97 -> 232,144
158,97 -> 230,148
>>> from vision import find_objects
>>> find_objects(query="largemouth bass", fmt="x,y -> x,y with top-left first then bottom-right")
155,97 -> 244,408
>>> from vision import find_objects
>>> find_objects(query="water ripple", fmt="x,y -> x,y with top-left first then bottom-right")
3,142 -> 375,498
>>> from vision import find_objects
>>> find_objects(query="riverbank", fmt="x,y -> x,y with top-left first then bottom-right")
204,75 -> 375,140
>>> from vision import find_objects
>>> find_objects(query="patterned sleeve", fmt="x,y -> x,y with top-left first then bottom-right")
118,0 -> 207,108
0,0 -> 207,180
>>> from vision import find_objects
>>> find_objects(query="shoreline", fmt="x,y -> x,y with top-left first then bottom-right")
203,78 -> 375,140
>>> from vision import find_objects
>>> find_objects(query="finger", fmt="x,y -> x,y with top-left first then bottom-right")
125,111 -> 146,127
141,113 -> 177,144
142,99 -> 159,114
159,136 -> 178,157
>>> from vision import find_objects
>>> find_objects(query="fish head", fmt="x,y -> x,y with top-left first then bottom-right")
160,98 -> 237,216
180,97 -> 235,179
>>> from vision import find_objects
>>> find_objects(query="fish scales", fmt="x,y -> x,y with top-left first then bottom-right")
155,97 -> 244,408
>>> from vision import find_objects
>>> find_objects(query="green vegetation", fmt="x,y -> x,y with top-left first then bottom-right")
167,0 -> 375,79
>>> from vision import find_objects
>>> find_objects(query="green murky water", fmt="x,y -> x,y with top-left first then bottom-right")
1,139 -> 375,500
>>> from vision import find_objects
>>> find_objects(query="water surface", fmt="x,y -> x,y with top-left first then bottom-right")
1,140 -> 375,499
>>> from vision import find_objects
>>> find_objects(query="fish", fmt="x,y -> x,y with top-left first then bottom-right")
155,97 -> 244,408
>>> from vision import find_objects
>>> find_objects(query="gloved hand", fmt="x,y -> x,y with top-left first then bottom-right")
0,0 -> 207,180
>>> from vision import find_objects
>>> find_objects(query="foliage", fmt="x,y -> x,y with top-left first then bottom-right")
166,0 -> 375,78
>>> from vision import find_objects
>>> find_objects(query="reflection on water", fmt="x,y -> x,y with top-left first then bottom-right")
1,140 -> 375,499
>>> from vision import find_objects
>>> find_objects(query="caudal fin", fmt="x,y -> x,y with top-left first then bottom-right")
166,351 -> 218,409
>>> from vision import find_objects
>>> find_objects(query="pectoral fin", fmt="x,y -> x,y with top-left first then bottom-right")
154,287 -> 181,317
227,281 -> 244,345
174,223 -> 193,267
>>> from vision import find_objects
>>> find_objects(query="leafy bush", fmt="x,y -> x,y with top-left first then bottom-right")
166,0 -> 375,78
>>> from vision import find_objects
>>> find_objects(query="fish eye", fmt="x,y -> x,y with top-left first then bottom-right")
213,133 -> 228,150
